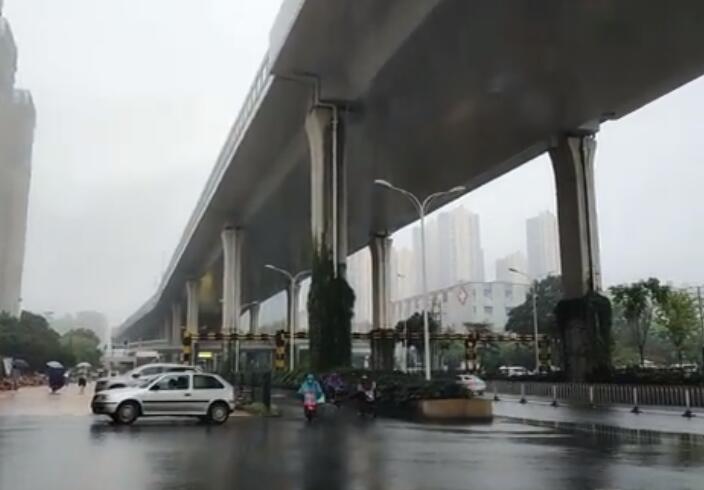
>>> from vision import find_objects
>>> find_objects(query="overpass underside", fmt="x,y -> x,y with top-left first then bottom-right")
117,0 -> 704,380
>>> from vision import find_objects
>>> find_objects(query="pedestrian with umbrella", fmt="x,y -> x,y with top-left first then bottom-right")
46,361 -> 65,394
75,362 -> 91,394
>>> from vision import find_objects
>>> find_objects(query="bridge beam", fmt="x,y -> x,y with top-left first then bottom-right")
550,131 -> 612,381
305,105 -> 347,275
370,233 -> 394,370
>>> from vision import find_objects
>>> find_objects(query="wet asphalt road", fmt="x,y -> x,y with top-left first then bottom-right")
1,387 -> 704,490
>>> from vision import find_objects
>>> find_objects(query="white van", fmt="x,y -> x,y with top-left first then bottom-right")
499,365 -> 529,377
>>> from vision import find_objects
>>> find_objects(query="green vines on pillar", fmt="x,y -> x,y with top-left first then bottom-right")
307,244 -> 355,371
555,292 -> 613,381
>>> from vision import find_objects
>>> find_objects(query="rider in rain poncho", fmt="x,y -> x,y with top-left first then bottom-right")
298,374 -> 325,403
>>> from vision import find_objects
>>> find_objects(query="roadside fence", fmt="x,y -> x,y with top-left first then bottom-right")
491,380 -> 703,417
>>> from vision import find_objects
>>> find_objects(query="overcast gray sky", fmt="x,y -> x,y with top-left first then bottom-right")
7,0 -> 704,325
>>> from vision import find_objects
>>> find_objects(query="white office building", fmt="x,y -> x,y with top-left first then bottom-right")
391,280 -> 529,332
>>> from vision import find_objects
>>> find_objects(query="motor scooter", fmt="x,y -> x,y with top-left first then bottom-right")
303,391 -> 318,422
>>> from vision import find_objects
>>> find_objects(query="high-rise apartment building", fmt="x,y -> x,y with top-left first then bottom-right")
526,211 -> 561,280
390,246 -> 415,300
436,207 -> 485,287
457,208 -> 485,283
0,5 -> 35,316
495,251 -> 529,284
402,206 -> 485,299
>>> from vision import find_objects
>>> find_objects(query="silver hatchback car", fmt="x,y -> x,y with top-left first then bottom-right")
91,372 -> 235,425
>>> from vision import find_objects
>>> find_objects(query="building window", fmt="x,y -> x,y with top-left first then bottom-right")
483,287 -> 492,298
505,288 -> 513,300
442,291 -> 448,303
484,306 -> 493,315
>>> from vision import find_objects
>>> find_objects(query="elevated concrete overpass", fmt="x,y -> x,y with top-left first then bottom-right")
116,0 -> 704,378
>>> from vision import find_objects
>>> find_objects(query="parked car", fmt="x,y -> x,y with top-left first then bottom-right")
499,365 -> 529,377
668,363 -> 698,373
94,363 -> 201,393
455,374 -> 487,395
91,372 -> 235,425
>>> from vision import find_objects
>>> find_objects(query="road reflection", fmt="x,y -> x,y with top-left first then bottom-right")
0,410 -> 702,490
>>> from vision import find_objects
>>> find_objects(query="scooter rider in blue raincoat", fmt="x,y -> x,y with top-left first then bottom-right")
297,374 -> 325,403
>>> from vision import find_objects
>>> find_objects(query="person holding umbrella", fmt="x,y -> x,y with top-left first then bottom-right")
75,362 -> 91,394
46,361 -> 65,394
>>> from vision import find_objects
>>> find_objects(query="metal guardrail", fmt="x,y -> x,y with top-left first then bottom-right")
162,54 -> 272,297
119,54 -> 274,337
491,380 -> 704,412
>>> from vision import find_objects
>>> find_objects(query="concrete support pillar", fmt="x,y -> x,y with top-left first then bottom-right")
370,234 -> 392,330
170,302 -> 182,346
370,234 -> 394,370
248,302 -> 260,335
550,133 -> 601,297
162,316 -> 170,342
221,227 -> 243,334
305,105 -> 347,276
286,282 -> 302,370
549,131 -> 612,381
221,227 -> 243,374
185,280 -> 199,364
185,280 -> 199,335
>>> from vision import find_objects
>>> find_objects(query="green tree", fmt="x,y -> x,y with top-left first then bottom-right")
307,247 -> 355,371
505,275 -> 562,335
61,328 -> 103,367
0,311 -> 73,370
609,278 -> 670,366
656,290 -> 698,367
394,312 -> 441,368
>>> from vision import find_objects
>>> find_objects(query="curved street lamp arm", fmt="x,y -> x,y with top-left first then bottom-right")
293,270 -> 311,283
422,186 -> 465,214
386,184 -> 423,215
264,264 -> 294,282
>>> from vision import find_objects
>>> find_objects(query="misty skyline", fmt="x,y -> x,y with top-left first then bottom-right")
6,0 -> 704,325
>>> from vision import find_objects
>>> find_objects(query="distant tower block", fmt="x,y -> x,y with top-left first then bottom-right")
0,8 -> 35,316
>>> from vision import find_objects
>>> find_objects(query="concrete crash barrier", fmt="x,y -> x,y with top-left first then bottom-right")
415,398 -> 493,421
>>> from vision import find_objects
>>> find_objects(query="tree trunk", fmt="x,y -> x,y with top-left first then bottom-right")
638,344 -> 645,367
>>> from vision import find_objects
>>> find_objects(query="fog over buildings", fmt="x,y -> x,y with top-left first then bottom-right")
4,0 -> 704,327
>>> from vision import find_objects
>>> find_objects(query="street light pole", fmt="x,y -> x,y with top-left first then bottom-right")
265,265 -> 310,371
397,273 -> 408,372
375,179 -> 465,380
509,268 -> 540,372
697,286 -> 704,374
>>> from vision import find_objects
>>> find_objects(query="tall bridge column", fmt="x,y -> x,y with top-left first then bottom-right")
549,131 -> 612,381
370,233 -> 394,370
171,302 -> 182,363
221,227 -> 243,372
185,279 -> 199,364
305,105 -> 347,275
305,104 -> 353,370
248,302 -> 260,335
